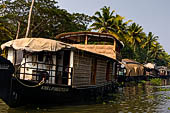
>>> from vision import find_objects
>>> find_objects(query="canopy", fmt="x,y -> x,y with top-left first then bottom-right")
1,38 -> 73,52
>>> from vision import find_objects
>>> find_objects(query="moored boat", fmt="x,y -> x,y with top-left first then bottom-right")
0,32 -> 123,107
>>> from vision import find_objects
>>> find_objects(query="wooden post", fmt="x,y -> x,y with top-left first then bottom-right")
85,35 -> 88,45
113,39 -> 117,59
68,51 -> 74,86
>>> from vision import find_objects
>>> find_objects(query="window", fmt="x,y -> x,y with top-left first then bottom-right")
38,52 -> 44,62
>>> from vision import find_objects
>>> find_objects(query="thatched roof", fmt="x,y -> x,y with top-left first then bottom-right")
122,59 -> 144,76
122,59 -> 140,64
72,44 -> 116,59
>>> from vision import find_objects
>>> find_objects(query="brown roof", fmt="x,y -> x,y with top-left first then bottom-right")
72,44 -> 117,60
56,31 -> 118,39
122,59 -> 140,64
124,63 -> 144,76
56,31 -> 124,48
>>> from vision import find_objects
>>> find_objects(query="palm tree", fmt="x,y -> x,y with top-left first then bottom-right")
141,32 -> 159,62
90,6 -> 115,33
90,6 -> 132,41
149,42 -> 163,61
127,23 -> 146,53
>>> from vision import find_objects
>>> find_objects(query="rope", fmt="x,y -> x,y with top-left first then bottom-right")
13,64 -> 45,88
14,75 -> 45,88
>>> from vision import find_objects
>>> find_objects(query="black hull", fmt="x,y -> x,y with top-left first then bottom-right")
0,76 -> 117,107
117,75 -> 170,83
0,70 -> 12,105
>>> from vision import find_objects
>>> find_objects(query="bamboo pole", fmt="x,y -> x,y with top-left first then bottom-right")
25,0 -> 35,38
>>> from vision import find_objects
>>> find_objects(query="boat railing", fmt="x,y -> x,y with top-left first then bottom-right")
15,62 -> 73,86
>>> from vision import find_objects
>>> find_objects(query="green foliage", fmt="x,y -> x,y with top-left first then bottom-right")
150,78 -> 162,86
0,15 -> 13,45
158,88 -> 170,91
140,80 -> 146,84
90,6 -> 170,67
0,0 -> 91,39
0,2 -> 169,67
166,96 -> 170,99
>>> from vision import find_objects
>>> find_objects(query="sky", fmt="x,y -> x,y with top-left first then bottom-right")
57,0 -> 170,54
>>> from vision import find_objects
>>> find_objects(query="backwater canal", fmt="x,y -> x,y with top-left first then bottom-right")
1,79 -> 170,113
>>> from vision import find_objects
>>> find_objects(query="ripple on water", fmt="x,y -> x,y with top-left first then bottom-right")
2,79 -> 170,113
0,99 -> 9,113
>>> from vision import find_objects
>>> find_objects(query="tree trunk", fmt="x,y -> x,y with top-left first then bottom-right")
25,0 -> 35,38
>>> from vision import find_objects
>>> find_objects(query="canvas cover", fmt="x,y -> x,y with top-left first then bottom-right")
144,63 -> 155,69
1,38 -> 73,52
72,44 -> 116,59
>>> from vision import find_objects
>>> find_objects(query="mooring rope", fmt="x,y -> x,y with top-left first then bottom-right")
13,64 -> 45,88
14,75 -> 45,88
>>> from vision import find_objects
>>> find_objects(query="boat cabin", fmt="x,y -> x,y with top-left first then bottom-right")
119,59 -> 144,76
144,63 -> 159,76
1,32 -> 123,88
156,66 -> 168,76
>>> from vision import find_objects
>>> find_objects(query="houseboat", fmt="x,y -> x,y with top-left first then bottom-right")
144,63 -> 159,77
117,59 -> 145,82
156,66 -> 170,78
0,32 -> 123,107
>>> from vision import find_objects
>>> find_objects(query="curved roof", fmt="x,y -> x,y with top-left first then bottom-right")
56,31 -> 124,48
1,38 -> 73,52
56,31 -> 117,39
122,59 -> 141,64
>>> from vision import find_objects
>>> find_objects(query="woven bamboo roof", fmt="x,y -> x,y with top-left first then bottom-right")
122,59 -> 144,76
72,44 -> 117,60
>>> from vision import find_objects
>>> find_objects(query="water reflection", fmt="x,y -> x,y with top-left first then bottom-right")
0,99 -> 9,113
1,79 -> 170,113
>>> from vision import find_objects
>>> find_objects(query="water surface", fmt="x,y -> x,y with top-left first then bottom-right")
1,79 -> 170,113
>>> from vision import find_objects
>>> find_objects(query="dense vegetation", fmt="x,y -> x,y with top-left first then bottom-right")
0,0 -> 91,39
0,1 -> 169,67
90,6 -> 170,67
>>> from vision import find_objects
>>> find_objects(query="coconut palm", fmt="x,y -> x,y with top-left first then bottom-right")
149,42 -> 163,60
90,6 -> 115,33
141,32 -> 159,62
127,23 -> 146,53
90,6 -> 132,42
